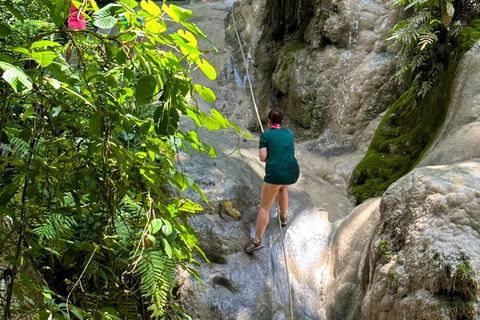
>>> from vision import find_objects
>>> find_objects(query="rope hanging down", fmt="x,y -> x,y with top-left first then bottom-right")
231,5 -> 294,320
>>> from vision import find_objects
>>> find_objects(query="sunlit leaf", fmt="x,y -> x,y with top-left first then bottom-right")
0,61 -> 32,92
196,58 -> 217,80
162,4 -> 192,22
31,40 -> 61,49
93,3 -> 125,29
145,19 -> 167,34
149,219 -> 163,234
120,0 -> 138,8
194,84 -> 216,102
141,0 -> 161,17
31,51 -> 57,67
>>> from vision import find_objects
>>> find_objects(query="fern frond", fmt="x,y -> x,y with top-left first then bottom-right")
136,251 -> 176,318
418,32 -> 438,50
418,80 -> 433,98
410,52 -> 428,70
11,137 -> 30,157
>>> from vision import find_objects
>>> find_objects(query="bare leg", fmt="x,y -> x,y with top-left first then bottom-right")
276,185 -> 289,219
254,182 -> 281,241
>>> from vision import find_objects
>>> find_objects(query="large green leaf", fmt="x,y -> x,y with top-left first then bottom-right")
31,51 -> 57,67
93,3 -> 125,29
0,61 -> 32,92
135,75 -> 158,106
196,58 -> 217,80
41,0 -> 70,27
5,2 -> 25,22
141,0 -> 161,17
0,22 -> 12,37
194,84 -> 216,102
162,4 -> 192,23
31,40 -> 61,49
120,0 -> 138,8
89,111 -> 102,138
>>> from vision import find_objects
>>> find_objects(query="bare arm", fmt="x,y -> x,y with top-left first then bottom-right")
259,148 -> 267,162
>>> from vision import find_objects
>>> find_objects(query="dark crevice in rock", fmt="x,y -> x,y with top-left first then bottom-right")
212,276 -> 237,293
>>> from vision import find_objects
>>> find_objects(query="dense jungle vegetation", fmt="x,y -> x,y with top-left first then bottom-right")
0,0 -> 246,318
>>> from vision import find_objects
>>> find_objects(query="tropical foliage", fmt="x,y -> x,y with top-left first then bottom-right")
0,0 -> 246,318
387,0 -> 479,96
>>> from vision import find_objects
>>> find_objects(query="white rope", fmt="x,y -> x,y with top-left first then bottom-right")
231,5 -> 264,134
231,5 -> 294,320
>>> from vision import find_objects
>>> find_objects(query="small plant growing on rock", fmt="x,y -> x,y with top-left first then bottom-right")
379,239 -> 393,264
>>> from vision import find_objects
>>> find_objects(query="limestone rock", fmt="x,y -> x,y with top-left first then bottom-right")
176,124 -> 354,319
326,198 -> 381,319
359,161 -> 480,319
419,44 -> 480,167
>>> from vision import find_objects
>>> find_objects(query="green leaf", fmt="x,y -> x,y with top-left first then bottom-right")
196,58 -> 217,80
31,40 -> 61,49
182,22 -> 208,40
204,117 -> 220,130
0,22 -> 12,37
0,180 -> 21,206
192,183 -> 208,203
116,50 -> 127,65
71,310 -> 83,320
141,0 -> 161,17
135,75 -> 158,106
120,0 -> 138,8
145,19 -> 167,34
162,4 -> 192,22
0,53 -> 14,63
140,121 -> 151,134
31,51 -> 57,67
161,220 -> 172,236
0,61 -> 32,92
41,0 -> 70,27
93,4 -> 125,29
186,109 -> 202,127
163,238 -> 172,258
6,2 -> 25,22
210,109 -> 227,128
149,219 -> 163,234
194,84 -> 216,102
89,111 -> 102,138
12,47 -> 29,55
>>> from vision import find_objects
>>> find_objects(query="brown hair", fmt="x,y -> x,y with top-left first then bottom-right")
268,108 -> 284,125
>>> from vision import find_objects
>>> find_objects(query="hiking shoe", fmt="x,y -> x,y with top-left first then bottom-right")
245,239 -> 264,253
280,215 -> 288,227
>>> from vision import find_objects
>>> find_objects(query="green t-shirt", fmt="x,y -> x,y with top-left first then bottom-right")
259,128 -> 300,185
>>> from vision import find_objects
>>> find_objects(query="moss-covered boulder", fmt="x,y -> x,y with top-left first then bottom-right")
349,75 -> 451,203
349,19 -> 480,203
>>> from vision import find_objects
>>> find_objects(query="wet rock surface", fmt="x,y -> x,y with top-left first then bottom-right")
176,124 -> 353,319
332,161 -> 480,319
419,44 -> 480,167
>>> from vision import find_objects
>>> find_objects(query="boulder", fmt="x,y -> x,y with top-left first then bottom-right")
418,44 -> 480,167
359,161 -> 480,319
326,198 -> 381,319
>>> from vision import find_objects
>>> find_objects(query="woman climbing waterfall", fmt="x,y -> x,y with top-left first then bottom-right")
245,109 -> 300,253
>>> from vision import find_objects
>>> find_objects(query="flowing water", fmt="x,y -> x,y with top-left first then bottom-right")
176,0 -> 374,318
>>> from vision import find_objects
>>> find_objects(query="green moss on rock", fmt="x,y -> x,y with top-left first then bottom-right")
349,74 -> 450,202
349,19 -> 480,203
